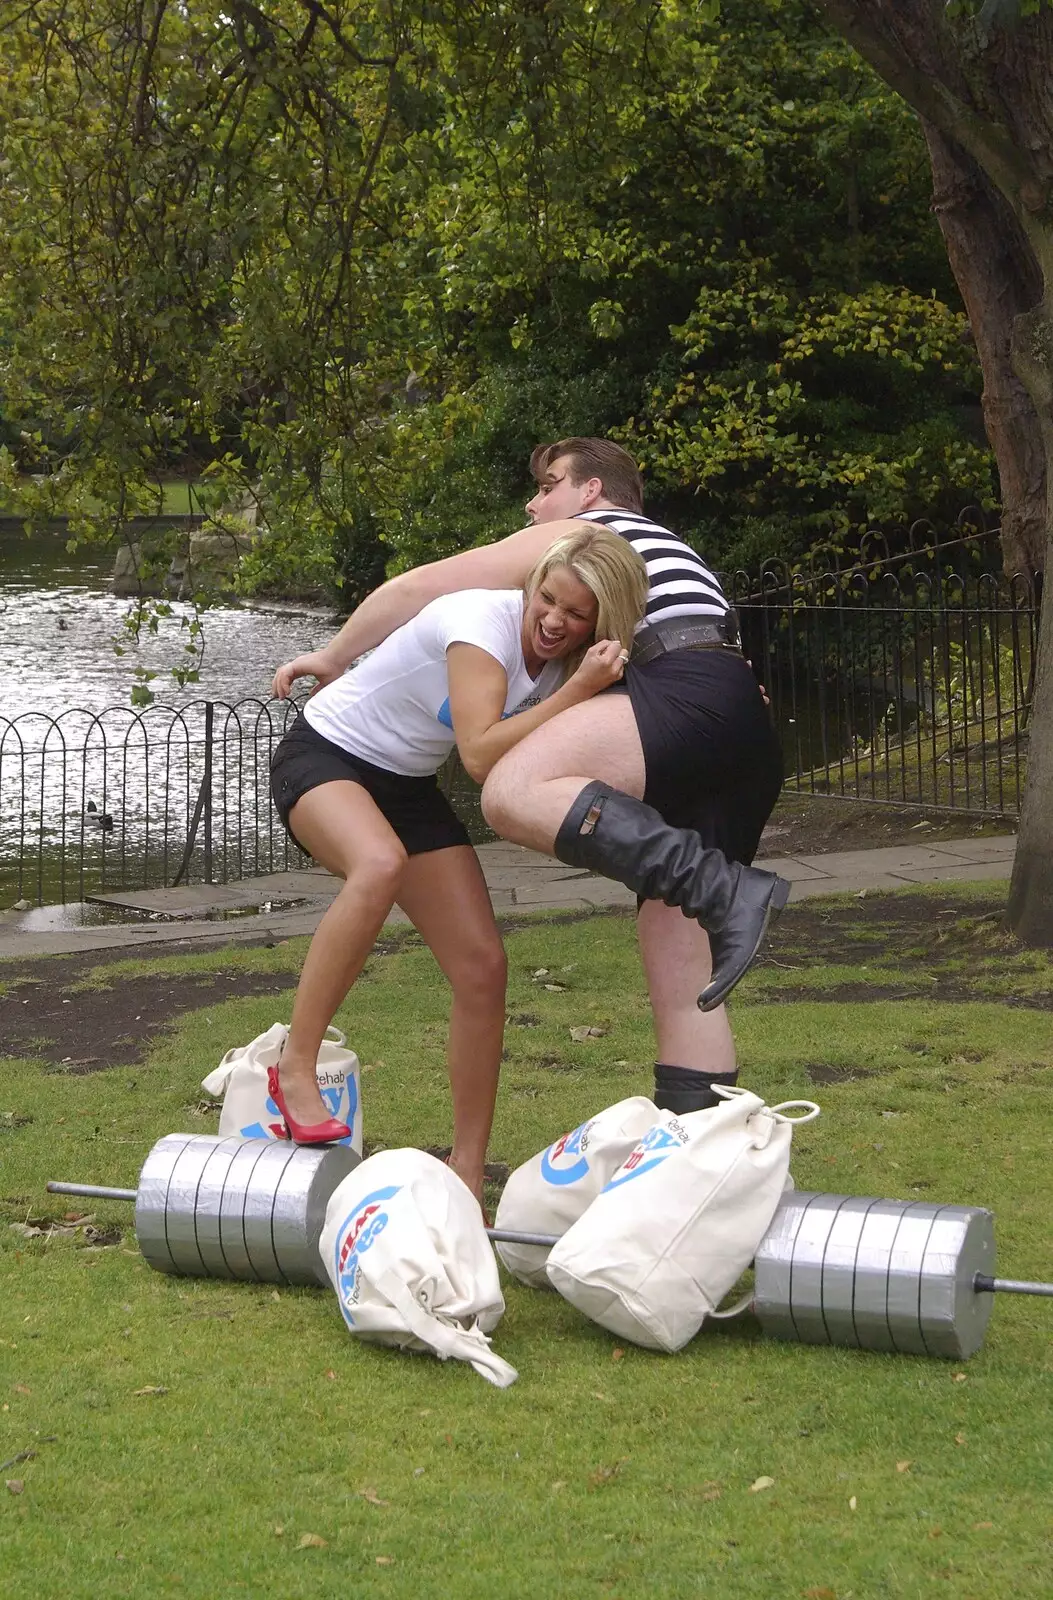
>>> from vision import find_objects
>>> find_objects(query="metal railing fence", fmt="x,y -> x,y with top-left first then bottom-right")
0,697 -> 305,906
728,540 -> 1037,817
0,531 -> 1039,905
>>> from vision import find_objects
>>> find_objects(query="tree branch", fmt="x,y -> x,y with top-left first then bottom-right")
293,0 -> 398,68
812,0 -> 1041,210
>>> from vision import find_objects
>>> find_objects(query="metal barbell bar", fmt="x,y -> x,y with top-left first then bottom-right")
49,1136 -> 1053,1358
46,1134 -> 554,1287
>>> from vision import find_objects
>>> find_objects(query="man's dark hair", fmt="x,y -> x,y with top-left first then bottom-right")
530,437 -> 645,514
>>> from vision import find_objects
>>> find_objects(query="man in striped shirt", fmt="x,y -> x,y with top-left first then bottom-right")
273,439 -> 787,1116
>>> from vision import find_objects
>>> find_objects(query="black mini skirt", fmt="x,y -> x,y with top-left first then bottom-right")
611,648 -> 783,864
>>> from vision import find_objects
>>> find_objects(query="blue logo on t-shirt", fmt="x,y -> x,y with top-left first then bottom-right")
436,695 -> 516,730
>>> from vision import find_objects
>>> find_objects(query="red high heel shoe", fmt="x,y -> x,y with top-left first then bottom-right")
267,1065 -> 351,1145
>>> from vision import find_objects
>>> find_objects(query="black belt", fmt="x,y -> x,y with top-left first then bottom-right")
629,612 -> 742,667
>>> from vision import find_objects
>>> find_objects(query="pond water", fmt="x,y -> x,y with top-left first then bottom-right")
0,527 -> 492,905
0,525 -> 340,715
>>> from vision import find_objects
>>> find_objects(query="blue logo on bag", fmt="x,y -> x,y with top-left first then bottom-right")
540,1121 -> 591,1187
601,1124 -> 684,1192
335,1184 -> 401,1321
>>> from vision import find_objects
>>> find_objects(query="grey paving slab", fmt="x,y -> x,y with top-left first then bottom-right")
0,834 -> 1019,960
512,877 -> 637,908
916,836 -> 1016,861
748,856 -> 833,882
252,869 -> 342,893
472,866 -> 591,892
787,876 -> 897,902
0,905 -> 411,958
890,861 -> 1014,884
794,844 -> 993,874
475,844 -> 558,868
86,885 -> 291,916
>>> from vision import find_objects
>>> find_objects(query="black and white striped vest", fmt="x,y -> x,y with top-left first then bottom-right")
575,508 -> 728,628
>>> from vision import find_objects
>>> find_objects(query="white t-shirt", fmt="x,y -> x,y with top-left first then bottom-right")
304,589 -> 558,777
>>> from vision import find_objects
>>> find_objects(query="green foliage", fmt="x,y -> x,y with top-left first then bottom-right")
0,0 -> 992,643
625,281 -> 993,542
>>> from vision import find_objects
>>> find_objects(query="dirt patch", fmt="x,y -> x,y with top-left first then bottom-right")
0,886 -> 1047,1074
756,981 -> 1052,1010
1,955 -> 296,1070
757,793 -> 1014,859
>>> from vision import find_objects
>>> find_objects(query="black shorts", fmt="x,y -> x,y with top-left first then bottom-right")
611,649 -> 783,864
270,715 -> 471,857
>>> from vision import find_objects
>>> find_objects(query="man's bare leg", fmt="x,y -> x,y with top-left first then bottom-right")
482,689 -> 785,1015
481,694 -> 645,849
636,901 -> 736,1075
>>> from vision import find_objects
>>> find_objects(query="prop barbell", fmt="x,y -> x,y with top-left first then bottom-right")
49,1134 -> 1053,1359
50,1134 -> 358,1287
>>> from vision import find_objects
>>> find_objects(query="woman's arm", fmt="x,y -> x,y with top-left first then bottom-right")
447,640 -> 628,784
272,520 -> 576,699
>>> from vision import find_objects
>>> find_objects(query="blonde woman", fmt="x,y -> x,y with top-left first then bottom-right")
269,526 -> 648,1204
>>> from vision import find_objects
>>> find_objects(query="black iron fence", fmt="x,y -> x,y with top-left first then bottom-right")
728,540 -> 1038,817
0,697 -> 304,906
0,530 -> 1039,905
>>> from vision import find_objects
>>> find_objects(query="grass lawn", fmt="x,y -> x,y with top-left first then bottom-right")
0,480 -> 199,518
1,885 -> 1051,1598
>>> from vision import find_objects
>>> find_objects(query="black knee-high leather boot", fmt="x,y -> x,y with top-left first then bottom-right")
554,781 -> 789,1011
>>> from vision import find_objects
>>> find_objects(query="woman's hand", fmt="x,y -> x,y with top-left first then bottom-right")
271,649 -> 342,700
567,638 -> 630,698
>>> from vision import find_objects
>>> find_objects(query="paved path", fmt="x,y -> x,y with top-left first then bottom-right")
0,833 -> 1017,961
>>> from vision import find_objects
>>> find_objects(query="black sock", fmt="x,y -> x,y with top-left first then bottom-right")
653,1063 -> 738,1115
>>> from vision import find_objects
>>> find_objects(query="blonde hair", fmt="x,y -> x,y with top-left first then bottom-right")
524,526 -> 649,679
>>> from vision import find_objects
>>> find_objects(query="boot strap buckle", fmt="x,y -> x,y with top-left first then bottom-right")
579,801 -> 604,836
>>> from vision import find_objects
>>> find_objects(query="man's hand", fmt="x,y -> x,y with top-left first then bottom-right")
271,650 -> 342,700
568,639 -> 629,697
745,658 -> 771,709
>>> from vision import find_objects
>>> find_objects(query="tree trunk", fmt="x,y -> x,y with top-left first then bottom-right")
923,125 -> 1046,576
808,0 -> 1053,942
1007,297 -> 1053,943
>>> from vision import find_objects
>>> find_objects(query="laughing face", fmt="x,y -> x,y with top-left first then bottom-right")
521,566 -> 599,674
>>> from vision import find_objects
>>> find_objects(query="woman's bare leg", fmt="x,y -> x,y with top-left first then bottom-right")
279,782 -> 407,1127
395,846 -> 508,1206
481,694 -> 645,849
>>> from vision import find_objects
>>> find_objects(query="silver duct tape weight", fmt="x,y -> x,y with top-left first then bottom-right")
134,1133 -> 358,1286
753,1191 -> 996,1359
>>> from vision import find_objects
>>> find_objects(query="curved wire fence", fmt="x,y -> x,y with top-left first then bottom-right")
0,697 -> 305,905
0,532 -> 1040,906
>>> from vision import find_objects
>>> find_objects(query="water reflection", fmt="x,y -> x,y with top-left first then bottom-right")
0,527 -> 494,904
0,525 -> 341,715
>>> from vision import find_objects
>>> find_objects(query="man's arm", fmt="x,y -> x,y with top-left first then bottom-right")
272,519 -> 580,699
